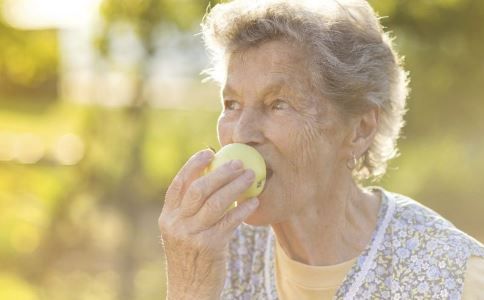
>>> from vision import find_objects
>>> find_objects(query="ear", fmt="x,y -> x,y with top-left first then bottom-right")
344,106 -> 380,158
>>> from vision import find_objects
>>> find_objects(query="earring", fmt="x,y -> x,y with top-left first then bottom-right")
346,153 -> 357,170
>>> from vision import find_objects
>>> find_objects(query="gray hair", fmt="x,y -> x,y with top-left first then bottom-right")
201,0 -> 410,181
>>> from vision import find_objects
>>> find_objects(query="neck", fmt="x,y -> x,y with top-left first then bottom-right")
271,179 -> 381,266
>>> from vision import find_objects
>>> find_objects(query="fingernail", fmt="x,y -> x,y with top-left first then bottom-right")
230,160 -> 243,170
247,198 -> 259,208
201,150 -> 213,160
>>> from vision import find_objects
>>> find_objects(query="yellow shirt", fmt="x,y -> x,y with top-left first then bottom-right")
275,238 -> 484,299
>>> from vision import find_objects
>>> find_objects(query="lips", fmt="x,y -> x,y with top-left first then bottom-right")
266,167 -> 274,179
261,166 -> 272,194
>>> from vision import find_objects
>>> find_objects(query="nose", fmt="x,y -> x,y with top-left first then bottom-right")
232,108 -> 265,145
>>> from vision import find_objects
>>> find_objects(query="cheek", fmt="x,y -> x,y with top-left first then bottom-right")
217,115 -> 233,145
293,102 -> 346,165
290,116 -> 325,170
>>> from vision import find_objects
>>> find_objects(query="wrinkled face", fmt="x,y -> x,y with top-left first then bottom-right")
217,40 -> 350,225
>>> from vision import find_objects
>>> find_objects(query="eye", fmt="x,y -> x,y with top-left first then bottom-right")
224,100 -> 241,111
271,99 -> 289,111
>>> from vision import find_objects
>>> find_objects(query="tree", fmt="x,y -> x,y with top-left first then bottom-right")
0,0 -> 59,102
92,1 -> 219,299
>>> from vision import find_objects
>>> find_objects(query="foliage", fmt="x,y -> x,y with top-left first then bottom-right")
0,22 -> 58,100
96,0 -> 216,56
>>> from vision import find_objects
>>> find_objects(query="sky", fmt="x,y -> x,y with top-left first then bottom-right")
2,0 -> 102,30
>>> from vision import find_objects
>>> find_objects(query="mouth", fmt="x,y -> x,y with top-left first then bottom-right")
266,167 -> 273,180
266,164 -> 274,181
261,165 -> 273,194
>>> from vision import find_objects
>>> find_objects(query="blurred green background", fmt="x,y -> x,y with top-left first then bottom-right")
0,0 -> 483,299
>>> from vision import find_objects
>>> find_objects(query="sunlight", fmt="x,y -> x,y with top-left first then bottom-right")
2,0 -> 102,29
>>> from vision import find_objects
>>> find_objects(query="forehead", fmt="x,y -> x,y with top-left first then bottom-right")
224,40 -> 311,92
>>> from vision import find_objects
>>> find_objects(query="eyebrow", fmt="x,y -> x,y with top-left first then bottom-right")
221,84 -> 239,98
222,78 -> 286,99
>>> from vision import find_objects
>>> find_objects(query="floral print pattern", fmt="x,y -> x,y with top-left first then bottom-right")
220,188 -> 484,299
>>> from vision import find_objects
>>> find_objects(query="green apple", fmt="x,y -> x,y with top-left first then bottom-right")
206,143 -> 266,209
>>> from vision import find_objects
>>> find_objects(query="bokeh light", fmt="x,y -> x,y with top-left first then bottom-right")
0,274 -> 39,300
53,134 -> 85,165
14,133 -> 45,164
0,132 -> 16,161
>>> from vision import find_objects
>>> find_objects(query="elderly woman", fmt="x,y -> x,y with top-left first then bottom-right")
158,0 -> 484,299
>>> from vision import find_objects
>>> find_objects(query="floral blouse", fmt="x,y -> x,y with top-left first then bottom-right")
221,187 -> 484,299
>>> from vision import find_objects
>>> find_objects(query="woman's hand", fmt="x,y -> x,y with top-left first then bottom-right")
158,149 -> 260,300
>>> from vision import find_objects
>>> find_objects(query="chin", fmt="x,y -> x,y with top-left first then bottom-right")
240,175 -> 280,226
241,196 -> 274,226
243,215 -> 271,227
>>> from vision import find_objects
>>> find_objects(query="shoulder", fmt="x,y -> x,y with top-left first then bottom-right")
462,256 -> 484,299
384,190 -> 484,258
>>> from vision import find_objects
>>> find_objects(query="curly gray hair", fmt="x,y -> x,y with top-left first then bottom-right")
201,0 -> 410,181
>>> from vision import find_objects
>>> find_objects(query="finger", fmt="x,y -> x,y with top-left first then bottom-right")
215,197 -> 259,235
179,159 -> 245,216
164,149 -> 214,211
190,169 -> 255,230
